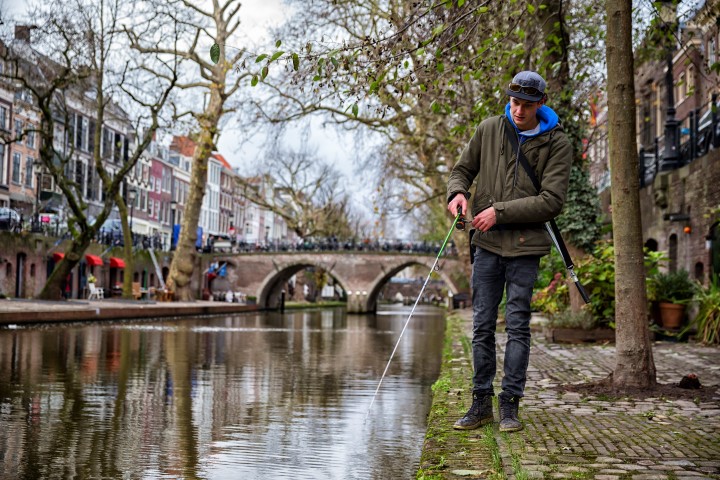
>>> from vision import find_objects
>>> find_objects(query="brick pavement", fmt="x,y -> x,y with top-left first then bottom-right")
449,309 -> 720,479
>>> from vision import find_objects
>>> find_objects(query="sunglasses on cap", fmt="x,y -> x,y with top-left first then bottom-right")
508,83 -> 542,96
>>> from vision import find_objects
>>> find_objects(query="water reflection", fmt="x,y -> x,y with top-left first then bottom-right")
0,306 -> 445,479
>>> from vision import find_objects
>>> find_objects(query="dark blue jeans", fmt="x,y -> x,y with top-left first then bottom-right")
471,247 -> 540,398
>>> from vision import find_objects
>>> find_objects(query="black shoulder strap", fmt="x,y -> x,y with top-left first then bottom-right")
503,118 -> 590,304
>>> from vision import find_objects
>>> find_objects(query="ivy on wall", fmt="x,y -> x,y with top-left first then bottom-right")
556,161 -> 602,252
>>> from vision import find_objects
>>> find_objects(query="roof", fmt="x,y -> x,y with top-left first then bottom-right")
211,153 -> 232,170
170,136 -> 197,157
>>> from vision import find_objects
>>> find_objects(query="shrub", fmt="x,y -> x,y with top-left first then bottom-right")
532,271 -> 568,315
548,309 -> 597,330
690,278 -> 720,344
533,240 -> 665,327
532,251 -> 569,315
576,240 -> 616,325
652,270 -> 695,304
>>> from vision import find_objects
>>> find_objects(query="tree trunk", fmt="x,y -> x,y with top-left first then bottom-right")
166,94 -> 223,301
39,234 -> 93,300
116,194 -> 134,299
605,0 -> 656,388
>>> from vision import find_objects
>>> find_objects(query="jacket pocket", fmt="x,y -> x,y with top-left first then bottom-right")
513,227 -> 551,251
471,192 -> 493,216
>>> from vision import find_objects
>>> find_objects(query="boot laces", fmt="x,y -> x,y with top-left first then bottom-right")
500,396 -> 518,420
469,396 -> 483,415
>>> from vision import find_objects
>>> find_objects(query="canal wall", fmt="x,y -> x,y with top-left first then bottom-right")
0,299 -> 259,324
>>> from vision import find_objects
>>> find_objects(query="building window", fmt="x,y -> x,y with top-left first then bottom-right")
0,106 -> 7,131
86,165 -> 95,201
0,144 -> 4,183
113,132 -> 122,163
26,129 -> 35,148
669,234 -> 678,273
88,119 -> 96,153
12,152 -> 21,183
30,264 -> 35,277
15,120 -> 23,144
102,127 -> 113,160
75,115 -> 86,151
75,160 -> 85,195
709,38 -> 716,69
24,157 -> 33,187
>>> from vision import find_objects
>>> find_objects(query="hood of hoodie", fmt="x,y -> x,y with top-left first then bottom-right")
505,103 -> 559,139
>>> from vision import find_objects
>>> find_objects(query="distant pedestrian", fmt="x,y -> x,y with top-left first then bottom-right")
446,71 -> 572,432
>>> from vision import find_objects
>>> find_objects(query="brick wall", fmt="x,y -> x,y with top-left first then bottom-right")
638,148 -> 720,281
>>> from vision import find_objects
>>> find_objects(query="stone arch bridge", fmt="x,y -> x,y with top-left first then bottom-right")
208,252 -> 465,313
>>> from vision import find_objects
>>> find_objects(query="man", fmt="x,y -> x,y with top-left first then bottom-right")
446,71 -> 572,432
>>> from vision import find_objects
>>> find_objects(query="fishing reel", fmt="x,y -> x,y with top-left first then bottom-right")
455,207 -> 470,231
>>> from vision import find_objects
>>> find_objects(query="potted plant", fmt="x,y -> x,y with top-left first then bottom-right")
87,274 -> 97,285
690,278 -> 720,344
653,270 -> 695,329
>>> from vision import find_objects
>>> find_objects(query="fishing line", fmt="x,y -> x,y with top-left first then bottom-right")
364,210 -> 462,423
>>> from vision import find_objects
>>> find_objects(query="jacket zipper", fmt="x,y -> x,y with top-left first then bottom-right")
512,130 -> 521,190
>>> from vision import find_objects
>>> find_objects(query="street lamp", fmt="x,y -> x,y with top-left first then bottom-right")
659,0 -> 680,171
128,187 -> 137,231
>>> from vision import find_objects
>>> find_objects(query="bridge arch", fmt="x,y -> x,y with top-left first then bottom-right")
256,261 -> 350,309
363,258 -> 461,313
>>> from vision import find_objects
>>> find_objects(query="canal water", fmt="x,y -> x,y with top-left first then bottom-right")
0,305 -> 445,479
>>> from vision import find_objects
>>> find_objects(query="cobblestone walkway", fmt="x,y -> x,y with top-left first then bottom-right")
494,325 -> 720,479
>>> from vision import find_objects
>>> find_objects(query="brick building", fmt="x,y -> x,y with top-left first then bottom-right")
588,0 -> 720,283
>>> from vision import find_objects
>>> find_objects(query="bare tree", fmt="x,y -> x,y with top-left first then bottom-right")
0,0 -> 178,300
605,0 -> 656,388
126,0 -> 250,301
238,141 -> 355,240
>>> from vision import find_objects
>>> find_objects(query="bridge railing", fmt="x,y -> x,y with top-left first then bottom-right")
228,238 -> 459,256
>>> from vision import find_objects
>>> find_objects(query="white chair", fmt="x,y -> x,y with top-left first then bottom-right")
88,283 -> 104,300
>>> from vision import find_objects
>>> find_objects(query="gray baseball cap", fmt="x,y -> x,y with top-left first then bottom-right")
506,71 -> 547,102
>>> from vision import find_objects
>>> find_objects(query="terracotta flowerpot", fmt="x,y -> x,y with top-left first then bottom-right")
659,302 -> 685,329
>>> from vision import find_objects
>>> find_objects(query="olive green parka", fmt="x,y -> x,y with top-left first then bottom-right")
447,113 -> 573,257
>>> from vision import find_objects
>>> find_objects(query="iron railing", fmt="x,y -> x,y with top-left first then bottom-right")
639,94 -> 719,187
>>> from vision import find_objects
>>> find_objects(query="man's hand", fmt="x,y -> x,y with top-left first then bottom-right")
447,193 -> 467,217
471,207 -> 497,232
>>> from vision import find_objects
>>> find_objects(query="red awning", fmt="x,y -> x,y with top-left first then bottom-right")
109,257 -> 126,269
85,254 -> 103,266
53,252 -> 64,262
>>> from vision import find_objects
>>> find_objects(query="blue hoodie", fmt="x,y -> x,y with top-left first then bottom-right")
505,103 -> 559,144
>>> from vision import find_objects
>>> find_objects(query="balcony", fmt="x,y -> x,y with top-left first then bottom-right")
639,96 -> 719,187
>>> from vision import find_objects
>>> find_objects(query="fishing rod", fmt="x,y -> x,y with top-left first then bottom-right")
364,209 -> 463,423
